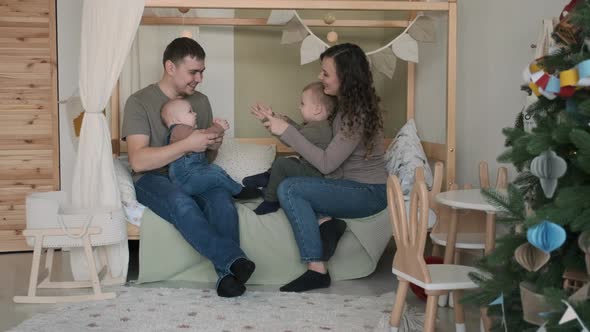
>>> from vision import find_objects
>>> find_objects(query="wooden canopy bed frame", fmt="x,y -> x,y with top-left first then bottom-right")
108,0 -> 458,240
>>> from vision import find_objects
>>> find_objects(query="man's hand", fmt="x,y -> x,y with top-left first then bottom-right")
184,131 -> 220,153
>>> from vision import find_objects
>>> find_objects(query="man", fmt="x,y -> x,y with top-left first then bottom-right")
122,37 -> 255,297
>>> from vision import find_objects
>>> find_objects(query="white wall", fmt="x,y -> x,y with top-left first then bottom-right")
57,0 -> 82,194
416,0 -> 567,185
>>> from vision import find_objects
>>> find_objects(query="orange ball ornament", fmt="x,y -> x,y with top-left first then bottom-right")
180,30 -> 193,38
327,31 -> 338,43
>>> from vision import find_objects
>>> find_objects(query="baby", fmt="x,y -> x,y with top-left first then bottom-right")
244,81 -> 336,215
161,99 -> 261,199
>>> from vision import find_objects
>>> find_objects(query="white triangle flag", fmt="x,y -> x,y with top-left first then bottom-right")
300,35 -> 326,65
559,305 -> 577,324
267,10 -> 296,25
281,17 -> 308,44
370,49 -> 397,79
392,33 -> 419,63
408,15 -> 435,42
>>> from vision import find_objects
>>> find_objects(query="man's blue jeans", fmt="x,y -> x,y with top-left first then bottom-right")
277,177 -> 387,262
135,172 -> 246,280
169,152 -> 242,196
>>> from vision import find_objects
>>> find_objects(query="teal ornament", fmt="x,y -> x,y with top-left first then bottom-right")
530,150 -> 567,198
527,220 -> 566,253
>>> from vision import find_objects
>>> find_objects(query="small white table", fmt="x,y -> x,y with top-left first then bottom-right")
435,189 -> 501,265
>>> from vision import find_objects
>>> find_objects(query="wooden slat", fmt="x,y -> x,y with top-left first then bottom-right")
0,48 -> 50,56
145,0 -> 450,11
0,152 -> 53,179
0,4 -> 49,15
0,204 -> 25,211
48,0 -> 58,190
0,21 -> 47,28
0,230 -> 30,252
0,184 -> 54,196
446,1 -> 457,188
422,141 -> 447,162
141,16 -> 409,28
0,138 -> 53,150
0,16 -> 49,24
0,27 -> 49,38
0,170 -> 53,180
0,76 -> 51,89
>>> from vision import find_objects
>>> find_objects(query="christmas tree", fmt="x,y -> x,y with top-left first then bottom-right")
464,1 -> 590,331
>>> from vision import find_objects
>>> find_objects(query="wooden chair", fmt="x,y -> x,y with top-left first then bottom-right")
416,161 -> 444,217
387,173 -> 479,332
429,161 -> 508,261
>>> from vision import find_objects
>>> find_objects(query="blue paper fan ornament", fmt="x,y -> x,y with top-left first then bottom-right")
527,220 -> 566,253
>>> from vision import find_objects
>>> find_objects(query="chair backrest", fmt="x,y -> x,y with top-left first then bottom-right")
431,161 -> 509,235
479,161 -> 508,190
415,162 -> 444,212
388,174 -> 431,284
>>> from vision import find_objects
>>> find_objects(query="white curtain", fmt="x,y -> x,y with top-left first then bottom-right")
70,0 -> 144,281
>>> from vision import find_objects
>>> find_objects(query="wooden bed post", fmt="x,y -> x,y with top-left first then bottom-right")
406,2 -> 417,121
446,0 -> 457,189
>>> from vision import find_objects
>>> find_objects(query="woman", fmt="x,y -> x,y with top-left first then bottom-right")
252,43 -> 387,292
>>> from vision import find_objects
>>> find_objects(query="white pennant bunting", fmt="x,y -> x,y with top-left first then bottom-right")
370,49 -> 397,79
536,323 -> 547,332
300,35 -> 326,65
559,300 -> 589,331
408,15 -> 435,42
267,10 -> 296,25
559,305 -> 577,324
391,33 -> 419,63
281,17 -> 308,44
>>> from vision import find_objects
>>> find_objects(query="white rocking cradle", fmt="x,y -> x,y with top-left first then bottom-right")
13,191 -> 127,303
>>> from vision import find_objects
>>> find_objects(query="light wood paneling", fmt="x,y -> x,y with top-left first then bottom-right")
0,0 -> 58,252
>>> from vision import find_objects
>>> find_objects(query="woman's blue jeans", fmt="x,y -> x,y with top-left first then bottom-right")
135,172 -> 246,281
277,176 -> 387,263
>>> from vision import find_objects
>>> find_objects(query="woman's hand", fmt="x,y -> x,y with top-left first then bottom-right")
250,102 -> 289,136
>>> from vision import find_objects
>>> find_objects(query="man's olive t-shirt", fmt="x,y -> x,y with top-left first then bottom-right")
121,83 -> 213,180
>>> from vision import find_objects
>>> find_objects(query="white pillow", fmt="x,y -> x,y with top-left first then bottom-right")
213,138 -> 276,184
385,119 -> 433,196
113,156 -> 136,204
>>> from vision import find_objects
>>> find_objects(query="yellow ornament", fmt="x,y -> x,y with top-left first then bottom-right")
327,31 -> 338,43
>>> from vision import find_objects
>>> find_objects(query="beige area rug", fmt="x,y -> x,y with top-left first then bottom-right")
10,287 -> 423,331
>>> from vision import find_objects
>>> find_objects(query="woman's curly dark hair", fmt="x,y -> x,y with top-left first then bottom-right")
320,43 -> 383,155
